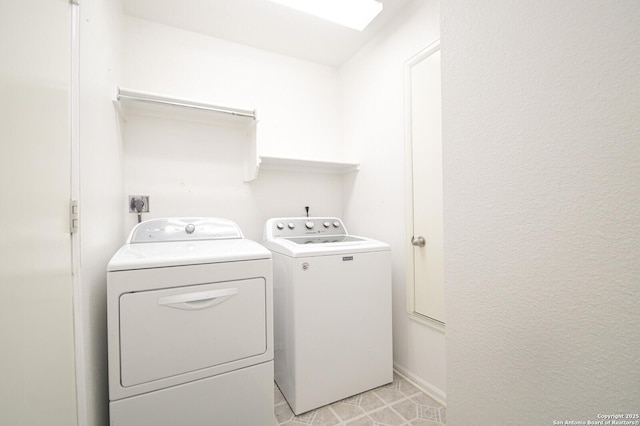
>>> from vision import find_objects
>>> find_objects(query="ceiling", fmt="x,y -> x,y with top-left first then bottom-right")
121,0 -> 415,67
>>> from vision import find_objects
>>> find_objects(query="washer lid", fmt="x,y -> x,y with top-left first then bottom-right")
262,217 -> 389,257
262,235 -> 389,257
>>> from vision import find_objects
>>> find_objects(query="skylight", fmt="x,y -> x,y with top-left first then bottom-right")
270,0 -> 383,31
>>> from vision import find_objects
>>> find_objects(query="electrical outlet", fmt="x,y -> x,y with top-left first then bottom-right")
129,196 -> 150,213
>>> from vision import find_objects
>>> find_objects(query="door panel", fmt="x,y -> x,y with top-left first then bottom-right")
0,0 -> 77,424
407,42 -> 445,324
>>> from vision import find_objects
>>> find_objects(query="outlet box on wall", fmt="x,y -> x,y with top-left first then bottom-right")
128,196 -> 150,213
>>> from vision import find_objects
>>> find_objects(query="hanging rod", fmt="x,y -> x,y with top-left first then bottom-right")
116,87 -> 256,119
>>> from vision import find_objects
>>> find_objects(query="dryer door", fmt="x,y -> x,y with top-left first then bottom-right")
118,278 -> 266,387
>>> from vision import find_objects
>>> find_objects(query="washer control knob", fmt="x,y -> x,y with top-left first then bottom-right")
305,221 -> 315,229
323,221 -> 330,228
185,224 -> 196,234
276,222 -> 285,230
332,221 -> 340,228
288,222 -> 295,229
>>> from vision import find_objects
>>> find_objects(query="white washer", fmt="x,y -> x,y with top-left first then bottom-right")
262,217 -> 392,415
107,217 -> 274,426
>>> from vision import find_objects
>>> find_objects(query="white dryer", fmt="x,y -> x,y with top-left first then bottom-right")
107,217 -> 274,426
262,217 -> 392,415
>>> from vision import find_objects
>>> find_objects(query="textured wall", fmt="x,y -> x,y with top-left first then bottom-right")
441,1 -> 640,424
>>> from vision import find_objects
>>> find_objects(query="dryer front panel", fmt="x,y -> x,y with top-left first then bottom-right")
119,278 -> 266,387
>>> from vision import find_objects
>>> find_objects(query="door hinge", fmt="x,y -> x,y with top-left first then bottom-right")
70,200 -> 79,234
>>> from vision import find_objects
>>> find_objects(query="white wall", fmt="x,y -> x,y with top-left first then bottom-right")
122,17 -> 343,163
121,114 -> 344,240
340,0 -> 445,399
441,1 -> 640,424
119,17 -> 346,240
78,1 -> 124,425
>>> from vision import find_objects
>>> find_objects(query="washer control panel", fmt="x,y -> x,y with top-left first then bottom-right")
266,217 -> 347,239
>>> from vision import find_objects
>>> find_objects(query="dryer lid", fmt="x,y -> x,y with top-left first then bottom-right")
107,238 -> 271,271
107,217 -> 271,271
127,217 -> 243,243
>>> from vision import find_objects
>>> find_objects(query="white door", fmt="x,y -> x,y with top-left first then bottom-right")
406,42 -> 445,325
0,1 -> 77,425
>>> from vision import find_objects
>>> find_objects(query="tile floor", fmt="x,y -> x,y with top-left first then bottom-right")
274,373 -> 446,426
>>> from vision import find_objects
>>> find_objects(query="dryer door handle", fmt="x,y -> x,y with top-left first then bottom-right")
158,288 -> 239,310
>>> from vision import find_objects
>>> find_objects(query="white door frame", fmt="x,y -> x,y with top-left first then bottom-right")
70,2 -> 87,425
404,39 -> 445,330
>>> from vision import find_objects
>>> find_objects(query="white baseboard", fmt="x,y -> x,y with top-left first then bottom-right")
393,364 -> 446,406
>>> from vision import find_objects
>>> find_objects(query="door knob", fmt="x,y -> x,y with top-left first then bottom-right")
411,236 -> 425,247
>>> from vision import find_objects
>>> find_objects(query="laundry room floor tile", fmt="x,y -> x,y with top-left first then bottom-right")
274,373 -> 446,426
